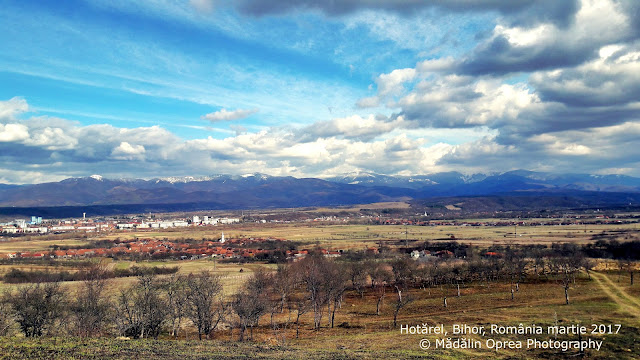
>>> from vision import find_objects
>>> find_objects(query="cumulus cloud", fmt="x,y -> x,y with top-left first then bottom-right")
530,43 -> 640,107
0,124 -> 29,142
111,142 -> 146,160
416,57 -> 457,73
0,168 -> 68,185
0,97 -> 29,121
376,68 -> 417,97
434,119 -> 640,176
202,108 -> 258,122
393,75 -> 538,129
296,114 -> 408,142
339,0 -> 640,177
0,97 -> 188,183
459,0 -> 632,75
23,126 -> 78,150
355,1 -> 640,140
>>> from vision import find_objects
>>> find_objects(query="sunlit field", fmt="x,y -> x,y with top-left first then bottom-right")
1,219 -> 639,359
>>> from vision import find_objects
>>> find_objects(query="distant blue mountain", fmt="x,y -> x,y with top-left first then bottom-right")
0,170 -> 638,211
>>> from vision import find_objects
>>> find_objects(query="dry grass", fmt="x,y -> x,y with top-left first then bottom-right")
0,260 -> 638,358
1,221 -> 639,358
2,222 -> 638,256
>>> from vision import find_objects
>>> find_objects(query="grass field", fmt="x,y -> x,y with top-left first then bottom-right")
0,271 -> 638,359
0,259 -> 274,296
1,221 -> 639,359
2,222 -> 638,255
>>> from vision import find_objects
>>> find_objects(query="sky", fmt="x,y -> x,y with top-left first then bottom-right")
1,0 -> 640,184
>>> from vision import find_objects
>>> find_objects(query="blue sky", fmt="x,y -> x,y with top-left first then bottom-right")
1,0 -> 639,183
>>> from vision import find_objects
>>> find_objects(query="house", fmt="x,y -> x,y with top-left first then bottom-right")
24,226 -> 48,233
1,227 -> 19,234
51,250 -> 68,258
483,251 -> 503,258
434,250 -> 454,258
51,225 -> 75,232
411,250 -> 435,262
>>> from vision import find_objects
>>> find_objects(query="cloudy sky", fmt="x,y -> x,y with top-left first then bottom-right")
1,0 -> 639,184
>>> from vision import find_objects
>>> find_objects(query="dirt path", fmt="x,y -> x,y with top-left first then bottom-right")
591,272 -> 640,320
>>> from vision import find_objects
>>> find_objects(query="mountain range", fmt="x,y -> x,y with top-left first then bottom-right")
0,170 -> 639,215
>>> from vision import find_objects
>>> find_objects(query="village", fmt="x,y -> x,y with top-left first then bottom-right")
0,230 -> 348,262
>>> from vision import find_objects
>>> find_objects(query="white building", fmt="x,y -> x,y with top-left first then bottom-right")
51,225 -> 75,231
219,218 -> 240,224
14,219 -> 27,229
76,226 -> 96,232
1,227 -> 19,234
24,227 -> 49,233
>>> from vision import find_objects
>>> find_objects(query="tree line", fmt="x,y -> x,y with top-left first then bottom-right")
2,265 -> 178,284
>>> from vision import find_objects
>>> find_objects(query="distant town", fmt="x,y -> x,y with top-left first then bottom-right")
2,209 -> 638,262
1,210 -> 637,236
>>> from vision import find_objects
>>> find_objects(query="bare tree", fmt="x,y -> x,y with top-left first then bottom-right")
163,273 -> 188,339
185,271 -> 224,340
348,261 -> 368,298
392,284 -> 414,328
583,258 -> 596,280
551,256 -> 582,305
272,264 -> 296,313
115,274 -> 167,339
504,249 -> 527,295
620,259 -> 635,286
290,291 -> 310,339
0,297 -> 15,336
296,253 -> 332,330
232,270 -> 271,341
531,248 -> 548,277
370,263 -> 392,316
391,258 -> 418,288
326,262 -> 348,328
391,259 -> 416,328
70,264 -> 111,337
4,282 -> 66,337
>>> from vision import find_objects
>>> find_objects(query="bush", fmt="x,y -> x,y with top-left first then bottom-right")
3,282 -> 66,337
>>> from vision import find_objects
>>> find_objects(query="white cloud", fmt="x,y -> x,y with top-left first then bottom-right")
297,114 -> 408,142
396,75 -> 538,128
0,123 -> 29,142
0,167 -> 68,185
530,43 -> 640,107
202,108 -> 259,122
460,0 -> 632,75
24,126 -> 78,150
416,57 -> 457,73
111,142 -> 146,160
0,97 -> 29,120
376,68 -> 416,97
